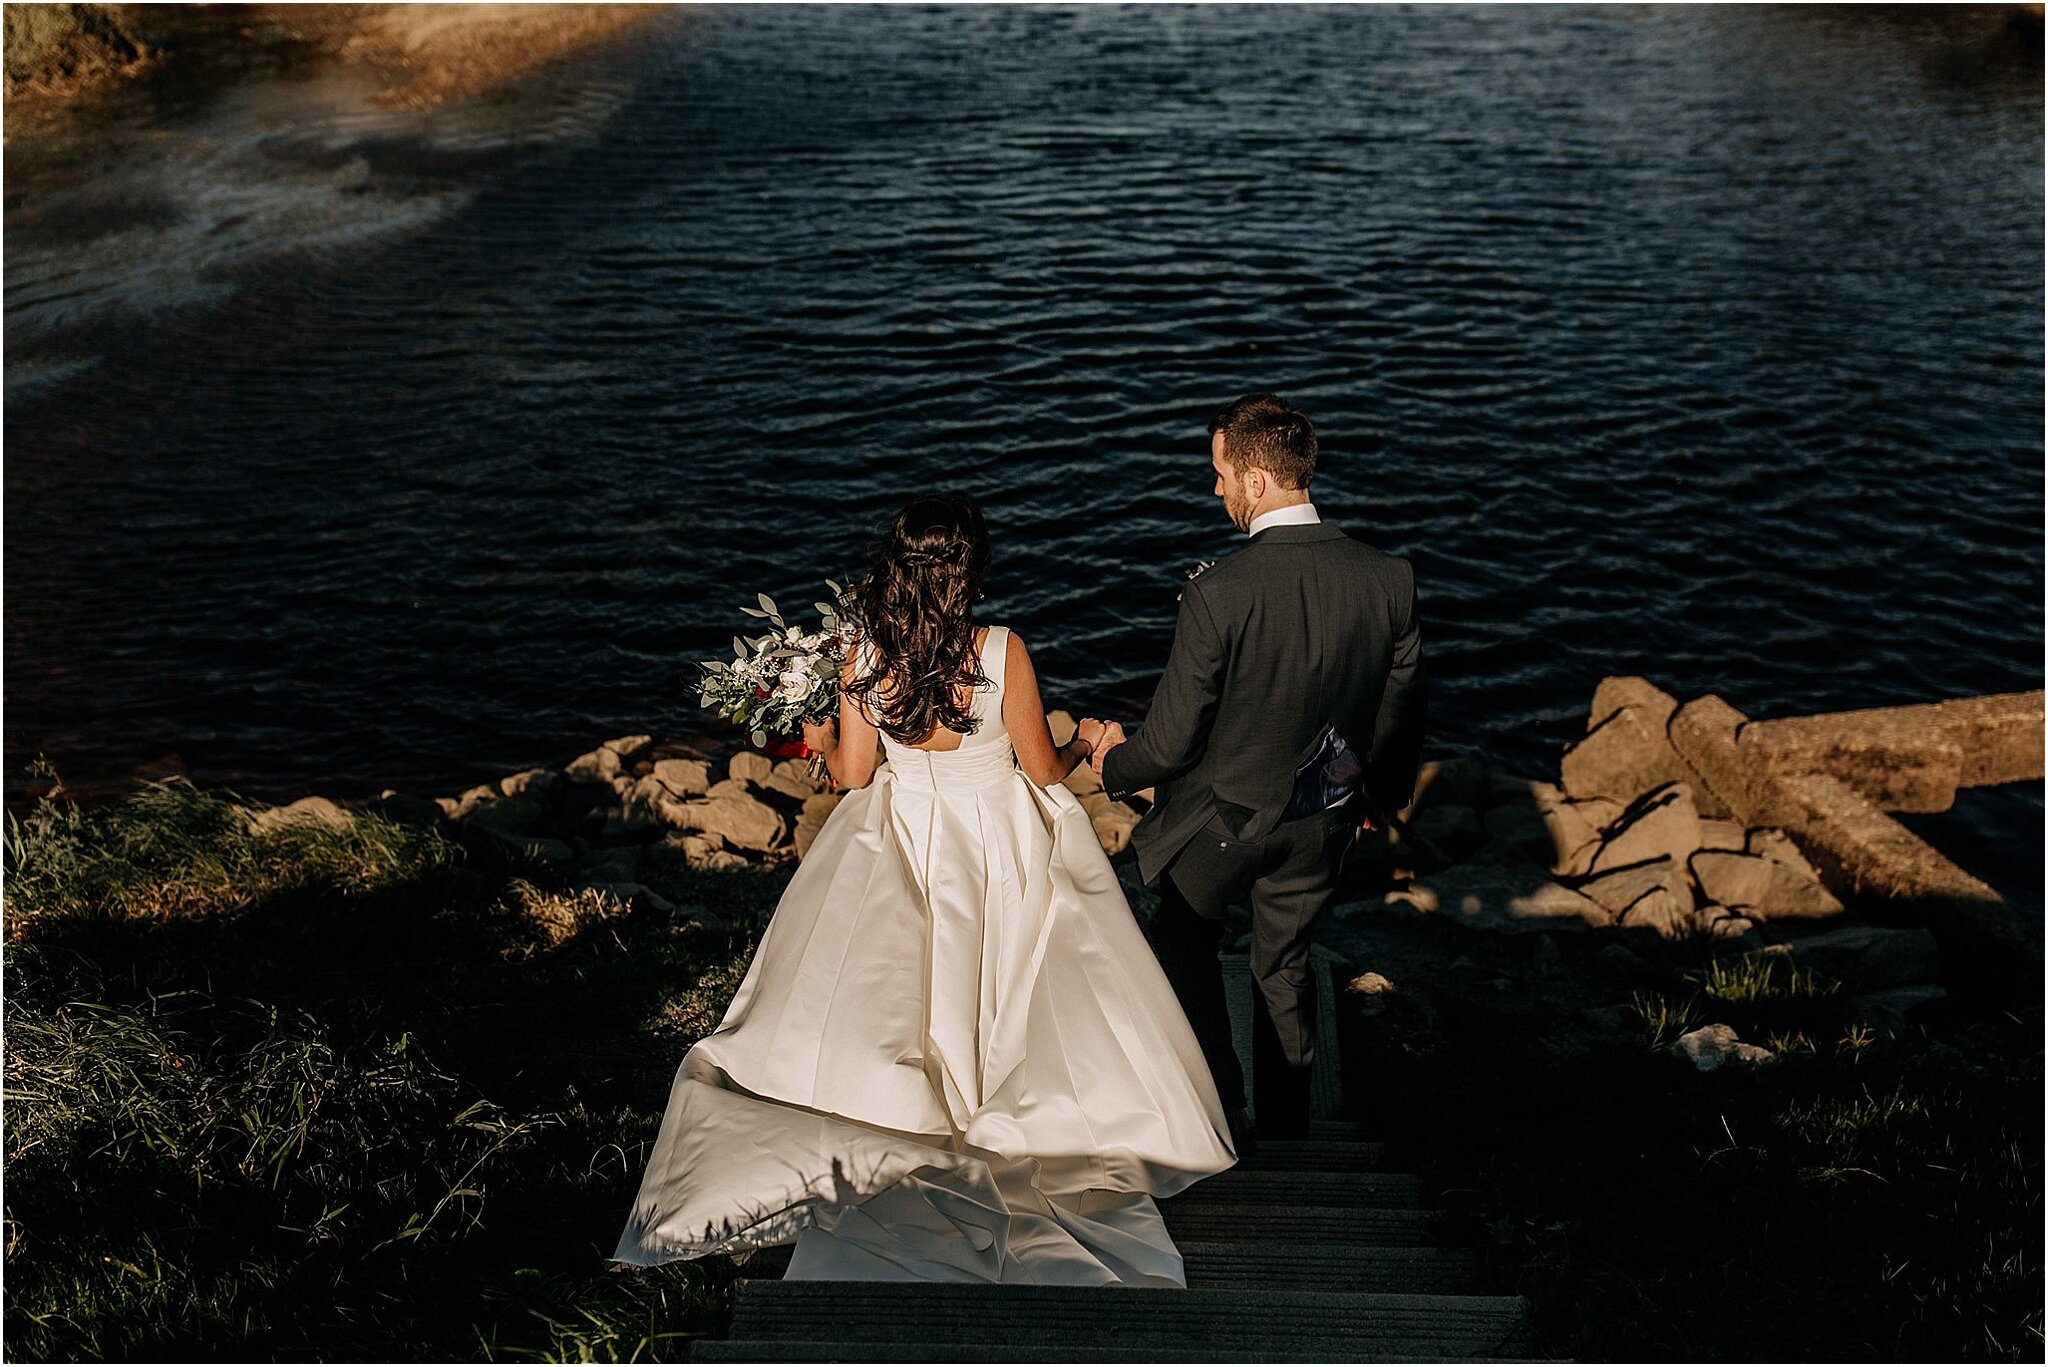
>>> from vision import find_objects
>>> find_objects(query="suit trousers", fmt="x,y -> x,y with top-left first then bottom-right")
1148,802 -> 1353,1138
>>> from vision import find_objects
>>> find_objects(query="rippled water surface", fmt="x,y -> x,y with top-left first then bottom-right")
6,5 -> 2042,899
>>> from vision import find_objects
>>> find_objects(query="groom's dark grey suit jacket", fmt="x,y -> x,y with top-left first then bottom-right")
1101,520 -> 1428,888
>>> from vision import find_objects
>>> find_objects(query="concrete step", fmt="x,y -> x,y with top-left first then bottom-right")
1180,1241 -> 1478,1293
693,1342 -> 1545,1363
724,1281 -> 1529,1358
1181,1168 -> 1424,1208
1238,1138 -> 1392,1171
1162,1200 -> 1451,1245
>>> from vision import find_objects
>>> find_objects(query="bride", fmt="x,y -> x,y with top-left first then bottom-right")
612,492 -> 1237,1286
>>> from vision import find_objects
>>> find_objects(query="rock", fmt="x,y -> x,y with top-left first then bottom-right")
673,792 -> 789,853
466,823 -> 575,867
1589,781 -> 1702,876
367,791 -> 446,828
1531,935 -> 1564,975
1674,1023 -> 1773,1071
559,781 -> 615,835
729,751 -> 776,784
1597,943 -> 1649,975
1412,803 -> 1485,860
1578,855 -> 1694,920
1561,703 -> 1690,804
1476,800 -> 1554,867
1703,907 -> 1759,942
1404,756 -> 1490,818
1698,819 -> 1748,851
765,758 -> 827,802
1746,826 -> 1822,882
1690,849 -> 1843,921
1845,984 -> 1948,1032
579,880 -> 675,915
247,795 -> 355,835
565,745 -> 622,784
1063,759 -> 1104,796
606,734 -> 654,765
579,846 -> 643,882
1346,971 -> 1397,996
1391,864 -> 1615,931
1483,770 -> 1550,808
1763,924 -> 1939,990
1528,791 -> 1622,877
705,777 -> 757,799
1080,791 -> 1140,856
651,758 -> 714,798
500,767 -> 563,803
794,791 -> 843,859
662,832 -> 751,872
1046,710 -> 1078,747
597,806 -> 660,845
1619,888 -> 1699,940
462,791 -> 548,837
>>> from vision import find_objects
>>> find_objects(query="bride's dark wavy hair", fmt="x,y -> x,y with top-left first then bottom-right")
845,493 -> 994,745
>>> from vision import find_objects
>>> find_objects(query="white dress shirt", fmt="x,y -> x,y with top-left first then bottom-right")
1246,501 -> 1321,538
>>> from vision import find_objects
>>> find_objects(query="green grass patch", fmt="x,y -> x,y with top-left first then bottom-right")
4,765 -> 786,1360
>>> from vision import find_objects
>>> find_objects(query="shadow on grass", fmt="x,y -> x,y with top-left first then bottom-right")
4,768 -> 789,1361
1334,914 -> 2043,1362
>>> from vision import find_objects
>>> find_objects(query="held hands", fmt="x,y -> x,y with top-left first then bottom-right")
1083,720 -> 1126,775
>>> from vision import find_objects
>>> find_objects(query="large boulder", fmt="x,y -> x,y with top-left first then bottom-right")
565,744 -> 622,785
1388,864 -> 1614,931
673,792 -> 789,853
729,751 -> 776,784
1589,781 -> 1702,876
1577,855 -> 1694,921
794,791 -> 842,858
1690,849 -> 1843,921
1537,792 -> 1621,877
1561,704 -> 1690,805
1476,799 -> 1554,867
650,758 -> 714,798
1698,819 -> 1747,851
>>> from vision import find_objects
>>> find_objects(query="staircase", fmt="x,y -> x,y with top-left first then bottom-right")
694,950 -> 1535,1361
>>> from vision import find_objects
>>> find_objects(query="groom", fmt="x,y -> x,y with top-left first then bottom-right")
1090,394 -> 1428,1150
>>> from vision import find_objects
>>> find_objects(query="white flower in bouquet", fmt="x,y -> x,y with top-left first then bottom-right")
695,581 -> 855,757
1177,559 -> 1217,601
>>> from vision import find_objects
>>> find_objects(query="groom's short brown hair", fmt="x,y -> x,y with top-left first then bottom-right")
1208,393 -> 1317,491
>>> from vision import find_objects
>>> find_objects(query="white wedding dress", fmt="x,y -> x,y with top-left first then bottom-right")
613,625 -> 1236,1285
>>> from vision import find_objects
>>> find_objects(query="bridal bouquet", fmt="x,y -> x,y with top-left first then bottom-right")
697,582 -> 853,751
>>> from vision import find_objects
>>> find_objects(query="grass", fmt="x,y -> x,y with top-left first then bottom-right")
3,763 -> 784,1361
1343,926 -> 2043,1362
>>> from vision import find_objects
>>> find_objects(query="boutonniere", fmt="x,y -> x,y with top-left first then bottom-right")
1176,559 -> 1216,601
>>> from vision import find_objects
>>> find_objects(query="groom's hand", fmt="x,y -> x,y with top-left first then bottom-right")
1089,722 -> 1127,774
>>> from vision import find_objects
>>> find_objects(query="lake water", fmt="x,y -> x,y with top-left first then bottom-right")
5,4 -> 2041,903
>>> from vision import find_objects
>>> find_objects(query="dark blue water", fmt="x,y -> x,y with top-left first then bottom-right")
5,5 -> 2041,901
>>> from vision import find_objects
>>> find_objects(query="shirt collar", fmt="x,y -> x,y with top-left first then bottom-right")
1246,501 -> 1321,538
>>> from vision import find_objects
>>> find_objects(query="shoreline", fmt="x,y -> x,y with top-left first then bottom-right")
3,2 -> 673,131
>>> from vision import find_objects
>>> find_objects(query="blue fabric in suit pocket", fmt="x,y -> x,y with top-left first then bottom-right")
1280,724 -> 1364,824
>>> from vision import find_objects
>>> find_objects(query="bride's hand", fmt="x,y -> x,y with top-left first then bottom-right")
801,717 -> 838,757
1075,717 -> 1107,751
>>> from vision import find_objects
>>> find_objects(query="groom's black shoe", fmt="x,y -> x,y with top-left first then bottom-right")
1225,1105 -> 1258,1160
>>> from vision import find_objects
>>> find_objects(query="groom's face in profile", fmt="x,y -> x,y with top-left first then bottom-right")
1212,432 -> 1259,532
